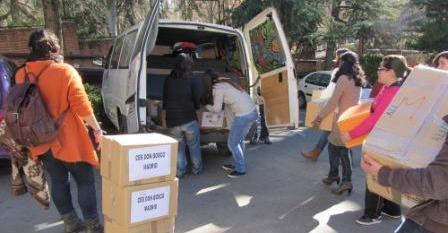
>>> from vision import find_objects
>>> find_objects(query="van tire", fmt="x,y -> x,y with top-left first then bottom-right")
216,143 -> 232,157
298,91 -> 306,109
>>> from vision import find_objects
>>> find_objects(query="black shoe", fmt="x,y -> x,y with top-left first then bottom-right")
221,164 -> 234,172
331,182 -> 353,195
263,138 -> 272,144
355,215 -> 382,225
321,176 -> 340,185
227,170 -> 246,178
85,217 -> 104,233
61,211 -> 85,233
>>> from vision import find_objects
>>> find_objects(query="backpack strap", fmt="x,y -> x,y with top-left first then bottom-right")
23,62 -> 52,84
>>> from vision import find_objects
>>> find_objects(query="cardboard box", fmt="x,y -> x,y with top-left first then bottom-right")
338,102 -> 372,148
101,133 -> 178,186
103,178 -> 179,227
363,66 -> 448,207
105,217 -> 175,233
305,91 -> 337,131
197,108 -> 226,129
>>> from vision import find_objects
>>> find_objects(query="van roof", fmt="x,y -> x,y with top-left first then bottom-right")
119,19 -> 241,36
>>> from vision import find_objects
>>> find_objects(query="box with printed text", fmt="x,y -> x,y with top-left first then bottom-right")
102,178 -> 179,227
101,133 -> 178,186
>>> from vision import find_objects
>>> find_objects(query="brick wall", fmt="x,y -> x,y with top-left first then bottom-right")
0,22 -> 113,68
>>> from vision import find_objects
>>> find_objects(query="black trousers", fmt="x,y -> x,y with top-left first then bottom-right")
364,186 -> 401,218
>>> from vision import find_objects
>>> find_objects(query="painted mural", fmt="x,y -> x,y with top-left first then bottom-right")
249,19 -> 286,74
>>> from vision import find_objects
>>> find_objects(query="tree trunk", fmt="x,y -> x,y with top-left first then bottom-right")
106,0 -> 118,37
42,0 -> 64,53
324,39 -> 336,70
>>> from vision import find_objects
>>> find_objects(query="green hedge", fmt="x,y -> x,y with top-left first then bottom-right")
361,53 -> 384,85
84,84 -> 116,133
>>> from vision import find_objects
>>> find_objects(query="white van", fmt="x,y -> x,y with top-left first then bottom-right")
101,0 -> 299,153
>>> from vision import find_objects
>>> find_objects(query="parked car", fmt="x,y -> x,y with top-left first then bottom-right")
100,1 -> 299,155
297,70 -> 332,108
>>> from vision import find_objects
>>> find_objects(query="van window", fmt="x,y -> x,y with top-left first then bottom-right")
119,30 -> 138,68
109,36 -> 125,69
249,19 -> 286,74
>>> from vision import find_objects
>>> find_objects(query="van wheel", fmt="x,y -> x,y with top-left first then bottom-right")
216,143 -> 232,157
298,92 -> 306,109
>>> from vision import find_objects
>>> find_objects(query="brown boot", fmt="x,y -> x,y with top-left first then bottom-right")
301,147 -> 321,161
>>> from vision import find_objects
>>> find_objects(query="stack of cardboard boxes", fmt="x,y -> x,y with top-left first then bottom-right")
363,66 -> 448,208
101,133 -> 179,233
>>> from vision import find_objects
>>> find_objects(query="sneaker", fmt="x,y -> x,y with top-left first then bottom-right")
227,170 -> 246,178
355,215 -> 382,225
221,164 -> 234,172
381,211 -> 401,219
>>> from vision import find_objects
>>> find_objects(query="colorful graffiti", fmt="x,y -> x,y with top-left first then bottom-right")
249,19 -> 286,74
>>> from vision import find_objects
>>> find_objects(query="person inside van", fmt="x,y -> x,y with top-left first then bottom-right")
14,30 -> 103,233
163,53 -> 203,178
302,48 -> 349,161
250,86 -> 271,145
205,70 -> 257,178
340,55 -> 411,225
312,51 -> 367,195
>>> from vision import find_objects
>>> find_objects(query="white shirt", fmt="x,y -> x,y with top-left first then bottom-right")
206,82 -> 256,116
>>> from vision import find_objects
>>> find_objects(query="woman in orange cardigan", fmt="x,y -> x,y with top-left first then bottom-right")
15,30 -> 103,233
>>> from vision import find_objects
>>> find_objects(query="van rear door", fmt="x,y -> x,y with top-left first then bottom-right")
243,7 -> 299,128
126,0 -> 161,132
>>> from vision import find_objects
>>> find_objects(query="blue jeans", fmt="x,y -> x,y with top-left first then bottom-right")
228,110 -> 258,173
316,131 -> 330,150
395,219 -> 432,233
40,151 -> 98,220
168,120 -> 202,176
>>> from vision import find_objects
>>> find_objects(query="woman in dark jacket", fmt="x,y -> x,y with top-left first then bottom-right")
163,53 -> 202,178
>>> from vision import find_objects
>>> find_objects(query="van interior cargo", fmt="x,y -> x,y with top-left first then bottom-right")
146,26 -> 248,130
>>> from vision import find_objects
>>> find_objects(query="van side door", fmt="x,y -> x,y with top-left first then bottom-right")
243,7 -> 299,128
125,0 -> 160,132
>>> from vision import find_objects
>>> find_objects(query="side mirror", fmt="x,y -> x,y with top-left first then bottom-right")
92,57 -> 103,67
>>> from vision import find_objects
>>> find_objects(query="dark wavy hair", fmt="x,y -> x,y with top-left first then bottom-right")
381,55 -> 411,79
333,51 -> 367,87
172,53 -> 194,79
27,29 -> 62,62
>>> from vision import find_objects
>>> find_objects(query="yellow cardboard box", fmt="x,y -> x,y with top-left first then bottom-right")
101,133 -> 178,186
102,178 -> 179,227
305,90 -> 336,131
104,216 -> 175,233
363,66 -> 448,208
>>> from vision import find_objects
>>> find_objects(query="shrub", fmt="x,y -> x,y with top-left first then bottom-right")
361,53 -> 384,85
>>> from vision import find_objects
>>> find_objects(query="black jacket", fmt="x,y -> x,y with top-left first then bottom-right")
163,74 -> 201,127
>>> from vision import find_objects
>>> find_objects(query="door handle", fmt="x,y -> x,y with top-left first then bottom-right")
304,85 -> 308,88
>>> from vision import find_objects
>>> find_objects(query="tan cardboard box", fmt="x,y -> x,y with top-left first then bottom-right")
196,108 -> 226,129
305,90 -> 336,131
101,133 -> 178,186
102,178 -> 179,227
104,216 -> 175,233
363,66 -> 448,208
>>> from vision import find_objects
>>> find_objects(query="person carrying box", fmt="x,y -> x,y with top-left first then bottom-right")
340,55 -> 411,225
312,51 -> 367,194
361,114 -> 448,233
